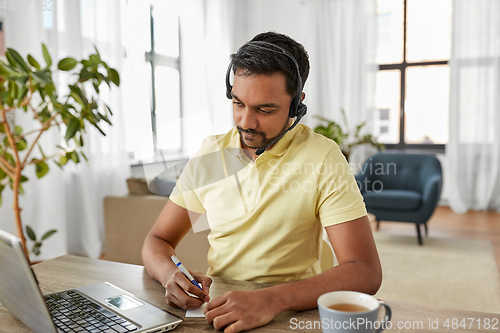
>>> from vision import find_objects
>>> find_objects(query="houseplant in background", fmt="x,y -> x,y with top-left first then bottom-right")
0,44 -> 120,262
313,109 -> 385,161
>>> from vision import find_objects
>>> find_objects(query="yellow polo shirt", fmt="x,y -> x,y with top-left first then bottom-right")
169,124 -> 367,284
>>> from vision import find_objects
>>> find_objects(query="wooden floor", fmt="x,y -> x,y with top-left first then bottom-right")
370,206 -> 500,275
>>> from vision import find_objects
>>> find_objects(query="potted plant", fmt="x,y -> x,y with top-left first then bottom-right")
0,44 -> 120,262
313,109 -> 385,161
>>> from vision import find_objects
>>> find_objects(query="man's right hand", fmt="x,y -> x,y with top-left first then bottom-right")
164,269 -> 212,310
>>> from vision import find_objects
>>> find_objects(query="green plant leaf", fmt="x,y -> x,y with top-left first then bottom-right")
42,44 -> 52,68
0,123 -> 5,133
79,67 -> 93,81
31,70 -> 51,85
89,54 -> 100,66
93,46 -> 101,60
14,126 -> 23,135
38,144 -> 46,158
27,54 -> 41,70
70,91 -> 84,106
58,57 -> 78,71
81,151 -> 89,163
53,160 -> 63,170
60,155 -> 69,166
33,242 -> 41,256
0,60 -> 19,76
17,86 -> 29,104
4,153 -> 14,164
5,51 -> 16,67
354,122 -> 365,138
104,103 -> 113,116
41,229 -> 57,241
98,112 -> 112,126
35,161 -> 49,178
9,80 -> 18,101
0,168 -> 6,180
20,175 -> 29,182
15,138 -> 28,151
70,151 -> 80,163
15,74 -> 29,88
65,118 -> 81,142
26,225 -> 36,241
6,48 -> 30,72
107,68 -> 120,86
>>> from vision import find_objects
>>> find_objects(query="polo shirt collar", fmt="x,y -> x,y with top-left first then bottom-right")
224,124 -> 301,158
267,124 -> 301,157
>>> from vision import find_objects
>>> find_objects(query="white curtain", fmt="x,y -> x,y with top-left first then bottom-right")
447,0 -> 500,213
178,0 -> 234,157
0,0 -> 129,260
303,0 -> 378,168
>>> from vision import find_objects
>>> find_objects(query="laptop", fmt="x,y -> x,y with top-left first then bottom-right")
0,229 -> 183,333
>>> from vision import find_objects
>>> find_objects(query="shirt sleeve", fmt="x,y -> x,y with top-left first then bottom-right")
316,145 -> 367,227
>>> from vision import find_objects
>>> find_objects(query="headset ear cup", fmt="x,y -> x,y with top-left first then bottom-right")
289,97 -> 299,118
297,103 -> 307,118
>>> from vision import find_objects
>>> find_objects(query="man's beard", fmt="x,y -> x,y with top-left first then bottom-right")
237,119 -> 291,151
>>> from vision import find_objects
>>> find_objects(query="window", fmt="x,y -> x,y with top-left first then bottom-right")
375,0 -> 452,151
147,4 -> 182,155
121,1 -> 182,162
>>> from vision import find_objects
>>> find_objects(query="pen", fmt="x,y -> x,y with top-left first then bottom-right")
170,255 -> 203,290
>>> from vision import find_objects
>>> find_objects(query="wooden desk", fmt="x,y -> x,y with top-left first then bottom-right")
0,255 -> 498,332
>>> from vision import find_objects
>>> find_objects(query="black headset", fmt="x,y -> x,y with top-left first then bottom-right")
225,41 -> 308,155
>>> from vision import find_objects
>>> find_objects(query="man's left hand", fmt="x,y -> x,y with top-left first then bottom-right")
204,289 -> 282,332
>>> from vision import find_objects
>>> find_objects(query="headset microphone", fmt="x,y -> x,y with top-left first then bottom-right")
255,113 -> 304,155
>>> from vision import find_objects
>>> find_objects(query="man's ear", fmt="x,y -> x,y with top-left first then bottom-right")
301,92 -> 306,102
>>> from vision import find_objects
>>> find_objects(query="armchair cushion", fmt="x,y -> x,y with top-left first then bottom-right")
363,189 -> 422,211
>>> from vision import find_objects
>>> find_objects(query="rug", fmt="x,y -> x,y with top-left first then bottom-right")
373,232 -> 500,314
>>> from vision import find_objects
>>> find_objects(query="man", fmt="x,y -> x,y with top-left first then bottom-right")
142,32 -> 382,333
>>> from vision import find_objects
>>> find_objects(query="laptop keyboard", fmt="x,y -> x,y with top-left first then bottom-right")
45,290 -> 139,333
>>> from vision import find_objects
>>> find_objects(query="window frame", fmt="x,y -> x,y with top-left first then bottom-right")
145,4 -> 183,158
378,0 -> 448,153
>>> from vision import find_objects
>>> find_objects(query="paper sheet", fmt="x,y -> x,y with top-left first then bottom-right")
185,284 -> 210,318
185,303 -> 207,317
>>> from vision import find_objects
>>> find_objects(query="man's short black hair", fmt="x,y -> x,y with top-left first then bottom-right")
230,31 -> 310,97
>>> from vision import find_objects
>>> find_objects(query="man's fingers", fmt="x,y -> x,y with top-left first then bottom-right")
205,299 -> 229,324
205,292 -> 230,316
170,285 -> 205,310
191,271 -> 212,301
165,290 -> 181,308
191,271 -> 212,288
224,321 -> 245,333
165,272 -> 206,310
173,270 -> 209,301
212,313 -> 237,331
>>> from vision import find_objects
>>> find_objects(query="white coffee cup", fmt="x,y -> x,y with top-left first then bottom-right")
317,291 -> 391,333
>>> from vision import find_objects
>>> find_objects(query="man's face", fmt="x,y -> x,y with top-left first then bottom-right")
231,70 -> 292,152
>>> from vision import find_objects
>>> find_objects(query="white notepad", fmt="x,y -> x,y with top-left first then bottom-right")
185,303 -> 207,317
185,285 -> 211,318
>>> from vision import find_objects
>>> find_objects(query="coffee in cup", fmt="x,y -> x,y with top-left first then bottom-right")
317,291 -> 391,333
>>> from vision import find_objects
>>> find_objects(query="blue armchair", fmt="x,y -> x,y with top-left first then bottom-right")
355,153 -> 443,245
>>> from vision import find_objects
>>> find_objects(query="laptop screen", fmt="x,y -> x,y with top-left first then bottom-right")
0,229 -> 56,333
